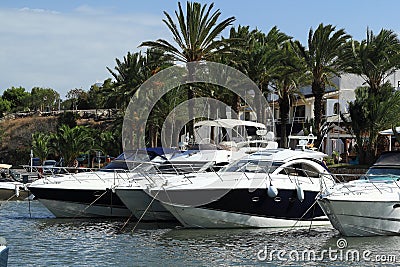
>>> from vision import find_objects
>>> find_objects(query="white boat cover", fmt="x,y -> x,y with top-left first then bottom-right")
0,164 -> 11,169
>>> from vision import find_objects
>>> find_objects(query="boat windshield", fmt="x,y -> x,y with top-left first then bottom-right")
221,159 -> 283,173
364,167 -> 400,180
101,151 -> 165,171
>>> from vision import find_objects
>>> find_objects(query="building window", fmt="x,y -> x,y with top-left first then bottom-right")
333,102 -> 340,115
294,105 -> 306,121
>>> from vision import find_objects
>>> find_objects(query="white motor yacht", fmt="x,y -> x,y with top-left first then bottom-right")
144,148 -> 334,228
27,149 -> 172,218
318,151 -> 400,236
0,181 -> 28,201
0,164 -> 29,201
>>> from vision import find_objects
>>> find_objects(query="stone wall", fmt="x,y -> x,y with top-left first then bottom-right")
329,167 -> 368,181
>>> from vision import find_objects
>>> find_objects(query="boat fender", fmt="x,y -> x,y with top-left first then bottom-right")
267,184 -> 278,198
15,184 -> 20,198
296,184 -> 304,202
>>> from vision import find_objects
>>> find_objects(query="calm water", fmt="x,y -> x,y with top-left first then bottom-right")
0,200 -> 399,266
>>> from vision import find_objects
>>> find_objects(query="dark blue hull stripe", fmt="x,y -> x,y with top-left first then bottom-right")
28,187 -> 127,209
198,188 -> 324,220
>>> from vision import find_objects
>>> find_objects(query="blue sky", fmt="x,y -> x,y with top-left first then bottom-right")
1,0 -> 399,98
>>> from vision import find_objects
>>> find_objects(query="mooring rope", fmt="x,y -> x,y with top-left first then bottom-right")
74,189 -> 110,218
0,193 -> 16,207
131,187 -> 162,233
119,212 -> 135,232
283,198 -> 320,236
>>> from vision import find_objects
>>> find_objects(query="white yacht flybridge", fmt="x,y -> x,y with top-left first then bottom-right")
161,119 -> 278,172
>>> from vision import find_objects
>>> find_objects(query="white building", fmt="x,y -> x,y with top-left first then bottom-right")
274,70 -> 400,156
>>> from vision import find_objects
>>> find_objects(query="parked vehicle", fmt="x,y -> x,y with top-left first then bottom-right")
42,160 -> 57,174
31,157 -> 41,166
76,154 -> 89,166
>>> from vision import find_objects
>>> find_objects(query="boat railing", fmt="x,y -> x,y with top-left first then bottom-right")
131,160 -> 222,186
21,165 -> 99,175
21,164 -> 140,185
322,173 -> 400,195
360,174 -> 400,194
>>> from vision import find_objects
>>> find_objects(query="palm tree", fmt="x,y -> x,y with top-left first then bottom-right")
141,1 -> 235,137
106,51 -> 147,110
293,24 -> 351,147
93,130 -> 122,158
51,125 -> 95,166
250,27 -> 292,125
31,132 -> 52,162
345,28 -> 400,93
148,87 -> 187,147
344,28 -> 400,164
271,42 -> 309,148
348,83 -> 400,164
220,26 -> 290,125
106,49 -> 174,146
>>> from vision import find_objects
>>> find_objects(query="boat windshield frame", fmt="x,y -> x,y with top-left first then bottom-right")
220,159 -> 283,173
363,167 -> 400,181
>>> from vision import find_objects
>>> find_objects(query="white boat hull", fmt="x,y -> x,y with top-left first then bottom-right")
38,199 -> 131,218
318,198 -> 400,236
115,188 -> 176,221
162,203 -> 330,229
145,149 -> 334,229
28,174 -> 133,218
0,245 -> 8,267
0,182 -> 29,201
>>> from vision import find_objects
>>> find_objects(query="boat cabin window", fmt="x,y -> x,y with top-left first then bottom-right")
365,167 -> 400,178
101,151 -> 164,171
279,162 -> 320,178
222,160 -> 283,173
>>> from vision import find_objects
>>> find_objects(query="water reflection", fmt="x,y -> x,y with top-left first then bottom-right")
1,201 -> 399,266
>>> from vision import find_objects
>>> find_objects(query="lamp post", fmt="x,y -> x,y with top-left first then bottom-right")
30,150 -> 33,172
97,151 -> 101,169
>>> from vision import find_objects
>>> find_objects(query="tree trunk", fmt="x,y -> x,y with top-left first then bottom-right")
312,81 -> 325,148
254,86 -> 262,123
279,96 -> 290,148
186,64 -> 195,141
209,102 -> 218,142
231,94 -> 240,119
230,93 -> 240,138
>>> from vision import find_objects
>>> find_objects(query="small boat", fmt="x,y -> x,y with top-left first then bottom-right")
0,164 -> 29,201
0,237 -> 8,267
145,148 -> 334,228
0,181 -> 29,201
317,151 -> 400,236
27,148 -> 174,218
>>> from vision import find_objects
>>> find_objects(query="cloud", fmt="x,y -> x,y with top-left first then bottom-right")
0,6 -> 167,98
19,7 -> 60,14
